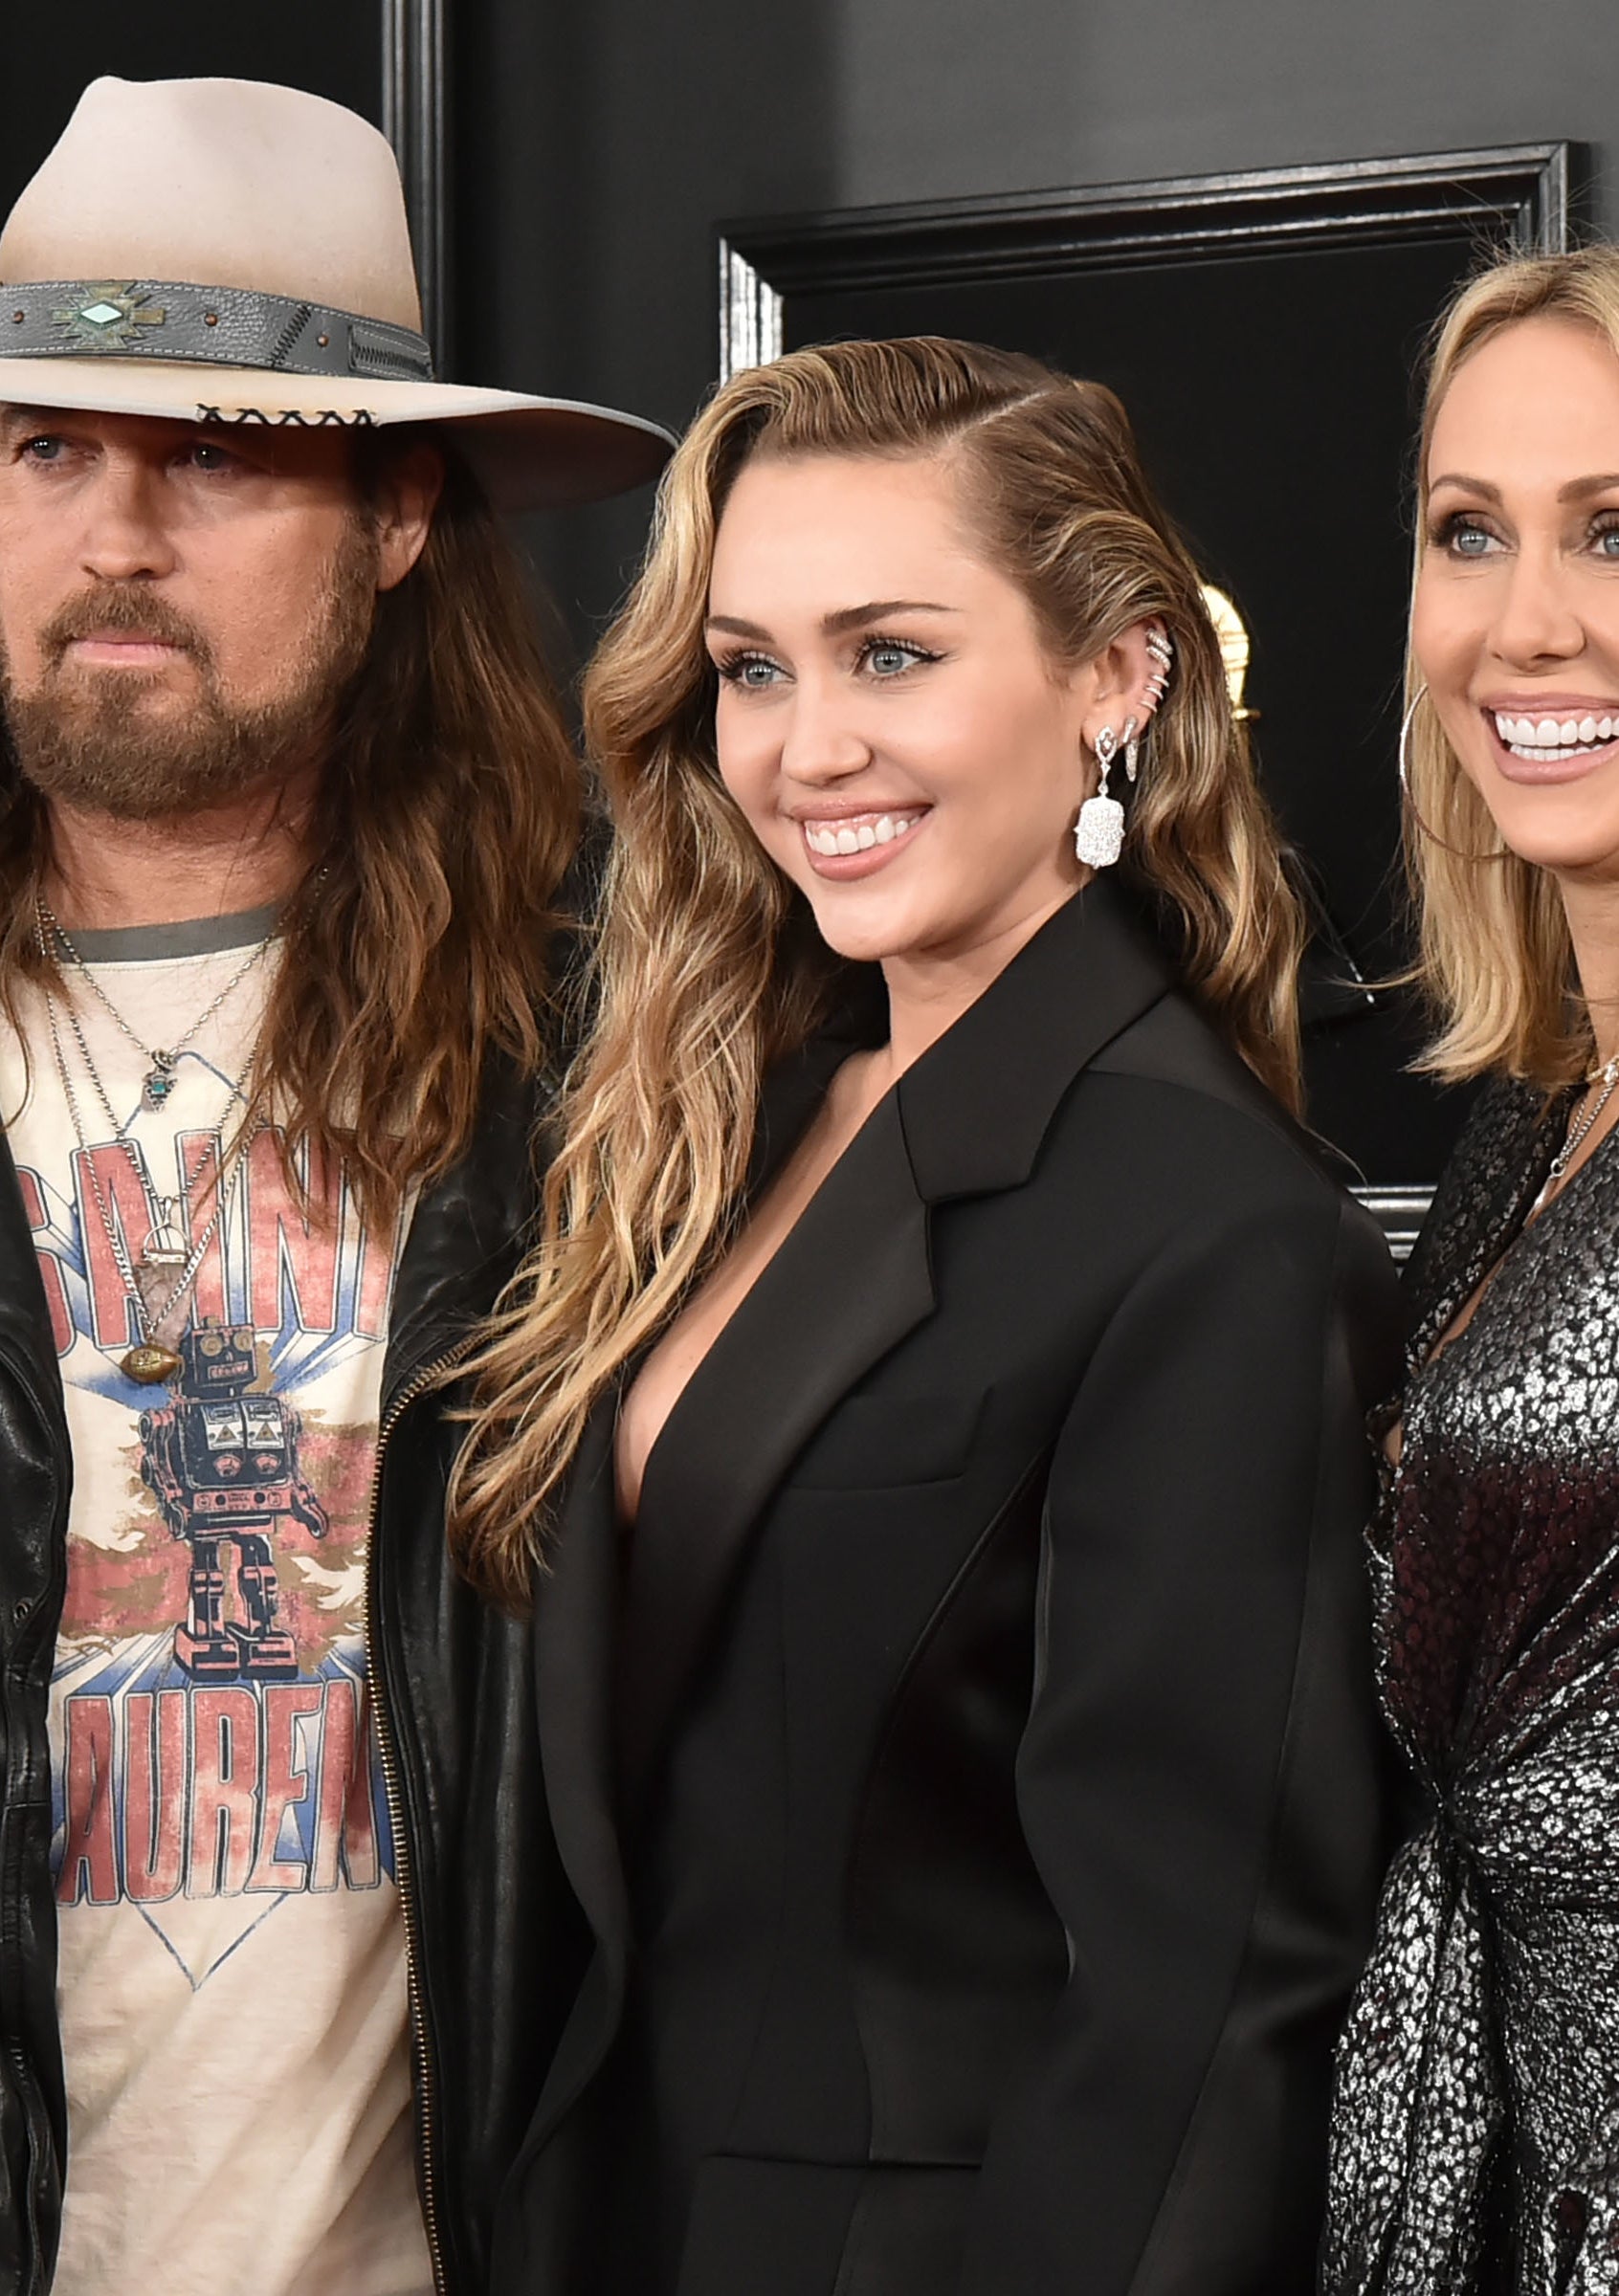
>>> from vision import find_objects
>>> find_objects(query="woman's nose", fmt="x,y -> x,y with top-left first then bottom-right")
777,678 -> 874,783
1488,544 -> 1587,669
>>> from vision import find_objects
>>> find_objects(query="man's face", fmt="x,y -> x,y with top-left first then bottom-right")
0,407 -> 415,820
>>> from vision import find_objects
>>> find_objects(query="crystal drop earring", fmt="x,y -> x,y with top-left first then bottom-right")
1074,725 -> 1124,869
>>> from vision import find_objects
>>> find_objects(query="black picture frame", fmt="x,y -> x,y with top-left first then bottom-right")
718,147 -> 1579,1257
720,149 -> 1574,370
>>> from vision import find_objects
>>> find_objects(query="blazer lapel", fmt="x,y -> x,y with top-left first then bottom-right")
617,1088 -> 934,1826
897,875 -> 1176,1203
534,1400 -> 624,1936
523,1402 -> 631,2142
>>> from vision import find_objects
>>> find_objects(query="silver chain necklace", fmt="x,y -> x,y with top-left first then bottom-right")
37,946 -> 265,1385
1538,1052 -> 1619,1210
35,896 -> 272,1115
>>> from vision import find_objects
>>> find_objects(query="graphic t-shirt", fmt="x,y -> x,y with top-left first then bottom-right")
0,910 -> 433,2295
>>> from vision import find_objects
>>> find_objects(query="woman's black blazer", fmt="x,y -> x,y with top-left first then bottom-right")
492,879 -> 1400,2296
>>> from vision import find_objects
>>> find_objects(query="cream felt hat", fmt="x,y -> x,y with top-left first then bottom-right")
0,76 -> 675,508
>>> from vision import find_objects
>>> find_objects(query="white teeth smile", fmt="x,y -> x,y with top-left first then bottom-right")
1493,709 -> 1619,761
803,811 -> 923,856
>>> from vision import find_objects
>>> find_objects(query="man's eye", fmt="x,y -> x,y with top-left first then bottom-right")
187,440 -> 237,473
22,435 -> 64,462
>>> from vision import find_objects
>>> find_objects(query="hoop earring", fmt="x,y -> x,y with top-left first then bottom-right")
1397,681 -> 1510,865
1397,684 -> 1427,804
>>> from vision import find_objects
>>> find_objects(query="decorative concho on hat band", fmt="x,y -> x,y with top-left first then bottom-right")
5,279 -> 435,384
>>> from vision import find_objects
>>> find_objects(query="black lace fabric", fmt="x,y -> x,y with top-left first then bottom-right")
1323,1078 -> 1619,2295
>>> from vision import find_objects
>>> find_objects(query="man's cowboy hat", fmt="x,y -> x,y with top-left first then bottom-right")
0,76 -> 675,509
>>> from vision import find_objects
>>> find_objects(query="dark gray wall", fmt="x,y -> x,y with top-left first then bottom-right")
3,11 -> 379,228
834,0 -> 1615,214
455,0 -> 1619,651
453,0 -> 839,655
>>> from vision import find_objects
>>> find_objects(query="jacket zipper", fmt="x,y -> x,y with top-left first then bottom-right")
364,1342 -> 467,2296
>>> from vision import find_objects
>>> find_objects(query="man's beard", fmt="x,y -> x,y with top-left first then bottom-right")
0,519 -> 381,823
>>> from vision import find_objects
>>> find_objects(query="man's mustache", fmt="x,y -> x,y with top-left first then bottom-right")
40,585 -> 213,671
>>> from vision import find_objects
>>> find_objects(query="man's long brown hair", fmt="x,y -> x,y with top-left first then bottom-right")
0,440 -> 579,1225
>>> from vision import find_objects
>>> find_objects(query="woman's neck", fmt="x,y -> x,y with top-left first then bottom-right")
876,881 -> 1080,1079
1560,872 -> 1619,1067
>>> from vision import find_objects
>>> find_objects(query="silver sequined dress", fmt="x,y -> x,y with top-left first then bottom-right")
1323,1077 -> 1619,2296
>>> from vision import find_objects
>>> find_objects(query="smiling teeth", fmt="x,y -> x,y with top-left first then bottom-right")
1495,710 -> 1618,760
804,812 -> 921,856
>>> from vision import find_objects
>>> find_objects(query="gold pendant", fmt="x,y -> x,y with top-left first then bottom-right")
122,1342 -> 183,1385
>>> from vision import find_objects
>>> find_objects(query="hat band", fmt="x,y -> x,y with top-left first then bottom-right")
2,280 -> 434,384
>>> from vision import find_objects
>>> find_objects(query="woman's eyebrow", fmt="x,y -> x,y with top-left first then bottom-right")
705,600 -> 961,642
1428,473 -> 1502,501
1429,473 -> 1619,504
820,599 -> 959,633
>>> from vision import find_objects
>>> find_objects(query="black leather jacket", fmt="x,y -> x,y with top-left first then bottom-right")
0,1061 -> 586,2296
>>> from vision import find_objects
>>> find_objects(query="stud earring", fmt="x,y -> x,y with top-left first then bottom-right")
1074,725 -> 1124,869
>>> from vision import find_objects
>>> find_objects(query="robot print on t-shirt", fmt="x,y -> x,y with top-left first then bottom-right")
137,1321 -> 329,1682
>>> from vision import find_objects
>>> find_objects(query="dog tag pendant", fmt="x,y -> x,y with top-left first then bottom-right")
135,1204 -> 189,1325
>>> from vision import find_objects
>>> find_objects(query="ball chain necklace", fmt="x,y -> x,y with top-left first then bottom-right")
35,896 -> 272,1117
35,906 -> 271,1383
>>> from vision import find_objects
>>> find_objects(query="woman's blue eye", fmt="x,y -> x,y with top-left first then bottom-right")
1446,519 -> 1497,558
718,651 -> 784,689
861,638 -> 934,676
1593,519 -> 1619,558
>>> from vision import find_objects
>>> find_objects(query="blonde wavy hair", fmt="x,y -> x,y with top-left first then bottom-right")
451,336 -> 1305,1602
1404,245 -> 1619,1088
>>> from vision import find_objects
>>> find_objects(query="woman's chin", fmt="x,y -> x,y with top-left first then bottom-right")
1495,819 -> 1619,879
807,917 -> 914,966
798,885 -> 924,966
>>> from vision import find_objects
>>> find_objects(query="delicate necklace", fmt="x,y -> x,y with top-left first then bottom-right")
41,975 -> 262,1385
1537,1051 -> 1619,1210
35,896 -> 272,1115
